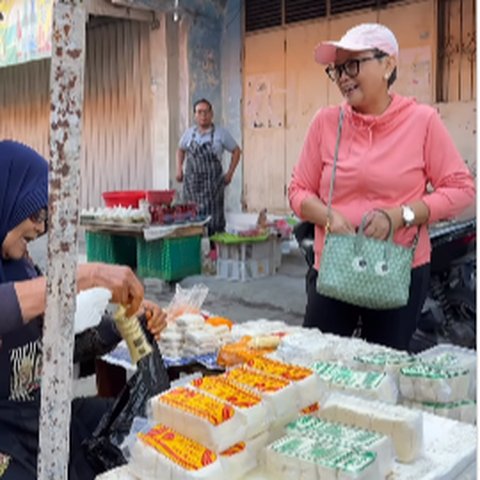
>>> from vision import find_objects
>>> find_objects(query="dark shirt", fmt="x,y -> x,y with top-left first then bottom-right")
0,262 -> 121,402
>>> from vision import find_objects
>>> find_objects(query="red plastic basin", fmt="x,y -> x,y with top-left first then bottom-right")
146,189 -> 176,206
102,190 -> 146,208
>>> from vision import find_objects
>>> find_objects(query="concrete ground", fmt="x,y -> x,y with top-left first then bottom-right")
28,233 -> 309,327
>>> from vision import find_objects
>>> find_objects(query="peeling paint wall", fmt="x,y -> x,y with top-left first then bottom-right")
172,0 -> 243,212
185,0 -> 224,117
221,0 -> 242,212
435,101 -> 477,178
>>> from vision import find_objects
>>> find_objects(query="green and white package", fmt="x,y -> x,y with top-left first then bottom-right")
317,392 -> 423,463
285,415 -> 394,477
312,361 -> 398,404
265,434 -> 380,480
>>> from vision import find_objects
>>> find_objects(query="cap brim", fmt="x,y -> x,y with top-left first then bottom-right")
314,40 -> 374,64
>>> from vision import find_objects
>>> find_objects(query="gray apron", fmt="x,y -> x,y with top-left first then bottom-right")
183,126 -> 225,235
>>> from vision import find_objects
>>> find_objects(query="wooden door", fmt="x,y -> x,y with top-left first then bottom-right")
243,29 -> 286,214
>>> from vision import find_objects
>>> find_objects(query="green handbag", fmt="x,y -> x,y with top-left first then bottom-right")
316,109 -> 417,309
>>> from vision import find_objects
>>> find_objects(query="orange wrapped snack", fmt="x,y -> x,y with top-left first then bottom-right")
224,366 -> 298,423
205,316 -> 234,329
139,424 -> 217,470
246,357 -> 321,410
191,376 -> 271,437
151,387 -> 247,451
217,336 -> 277,367
130,424 -> 224,479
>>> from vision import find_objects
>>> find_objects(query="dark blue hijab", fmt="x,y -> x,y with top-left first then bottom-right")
0,141 -> 48,282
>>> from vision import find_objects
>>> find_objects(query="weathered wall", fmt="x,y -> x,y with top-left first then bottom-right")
435,100 -> 477,177
168,0 -> 243,211
221,0 -> 243,212
184,0 -> 224,117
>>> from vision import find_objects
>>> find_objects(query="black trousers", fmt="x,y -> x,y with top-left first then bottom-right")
0,396 -> 113,480
304,264 -> 431,351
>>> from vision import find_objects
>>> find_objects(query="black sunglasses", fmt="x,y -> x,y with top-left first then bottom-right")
325,52 -> 387,82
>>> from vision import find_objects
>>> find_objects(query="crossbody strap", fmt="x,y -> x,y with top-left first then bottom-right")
325,108 -> 345,234
324,107 -> 419,250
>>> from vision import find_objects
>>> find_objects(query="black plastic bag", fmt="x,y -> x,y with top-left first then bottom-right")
84,315 -> 171,473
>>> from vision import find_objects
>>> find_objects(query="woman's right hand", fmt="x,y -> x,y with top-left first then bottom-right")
176,170 -> 184,182
327,209 -> 355,235
78,263 -> 144,317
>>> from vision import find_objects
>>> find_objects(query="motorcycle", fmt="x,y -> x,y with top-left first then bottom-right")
293,217 -> 476,351
409,217 -> 476,352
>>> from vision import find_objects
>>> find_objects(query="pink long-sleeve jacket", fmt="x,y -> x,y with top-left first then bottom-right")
288,93 -> 476,270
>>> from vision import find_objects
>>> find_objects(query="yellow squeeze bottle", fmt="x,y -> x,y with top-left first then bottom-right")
113,305 -> 152,364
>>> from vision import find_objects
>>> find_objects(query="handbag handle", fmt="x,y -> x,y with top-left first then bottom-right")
325,108 -> 345,234
356,212 -> 394,262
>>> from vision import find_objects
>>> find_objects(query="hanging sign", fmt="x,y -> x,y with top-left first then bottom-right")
0,0 -> 53,67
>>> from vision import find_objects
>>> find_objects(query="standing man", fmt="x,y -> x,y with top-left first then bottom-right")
176,98 -> 241,235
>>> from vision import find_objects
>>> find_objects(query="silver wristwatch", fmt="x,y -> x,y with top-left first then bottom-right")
401,205 -> 415,227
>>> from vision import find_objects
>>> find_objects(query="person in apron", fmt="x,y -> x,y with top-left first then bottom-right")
177,99 -> 242,236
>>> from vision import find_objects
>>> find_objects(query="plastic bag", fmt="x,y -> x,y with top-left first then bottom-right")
165,283 -> 209,323
84,315 -> 171,473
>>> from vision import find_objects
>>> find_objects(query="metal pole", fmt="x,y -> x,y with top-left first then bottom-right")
38,1 -> 86,479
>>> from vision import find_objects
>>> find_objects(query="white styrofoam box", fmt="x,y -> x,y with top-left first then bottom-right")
215,237 -> 282,279
216,258 -> 272,282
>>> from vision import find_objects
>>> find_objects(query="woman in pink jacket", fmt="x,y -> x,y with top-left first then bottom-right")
288,23 -> 475,351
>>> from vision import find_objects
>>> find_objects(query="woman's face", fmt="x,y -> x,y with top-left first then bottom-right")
331,49 -> 395,114
2,209 -> 47,261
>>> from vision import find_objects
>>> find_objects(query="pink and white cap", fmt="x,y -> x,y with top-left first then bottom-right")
314,23 -> 399,65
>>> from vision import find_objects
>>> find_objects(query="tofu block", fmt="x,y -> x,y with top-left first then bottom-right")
129,424 -> 224,480
407,399 -> 476,425
312,361 -> 398,404
317,392 -> 423,463
224,366 -> 298,422
417,345 -> 477,400
265,435 -> 380,480
219,442 -> 256,480
150,387 -> 246,452
399,363 -> 471,403
286,415 -> 394,478
246,356 -> 321,409
190,375 -> 271,438
95,466 -> 139,480
353,351 -> 416,382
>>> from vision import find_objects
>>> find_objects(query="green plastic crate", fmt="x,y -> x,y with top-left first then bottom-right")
136,235 -> 201,281
85,231 -> 137,268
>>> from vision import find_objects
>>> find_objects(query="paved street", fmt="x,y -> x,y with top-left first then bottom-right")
28,234 -> 309,327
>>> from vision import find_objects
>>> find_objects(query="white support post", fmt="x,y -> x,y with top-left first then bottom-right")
38,1 -> 86,479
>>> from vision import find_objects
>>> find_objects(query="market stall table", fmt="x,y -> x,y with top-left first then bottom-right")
81,217 -> 208,281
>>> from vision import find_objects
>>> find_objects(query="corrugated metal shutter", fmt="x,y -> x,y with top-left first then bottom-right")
83,18 -> 153,208
0,18 -> 152,209
330,0 -> 376,15
245,0 -> 282,32
0,60 -> 50,157
285,0 -> 327,24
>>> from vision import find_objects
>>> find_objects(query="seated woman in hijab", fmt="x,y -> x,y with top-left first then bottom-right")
0,140 -> 166,480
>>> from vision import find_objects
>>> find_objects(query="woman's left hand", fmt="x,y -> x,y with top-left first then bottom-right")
362,210 -> 392,240
138,299 -> 167,340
